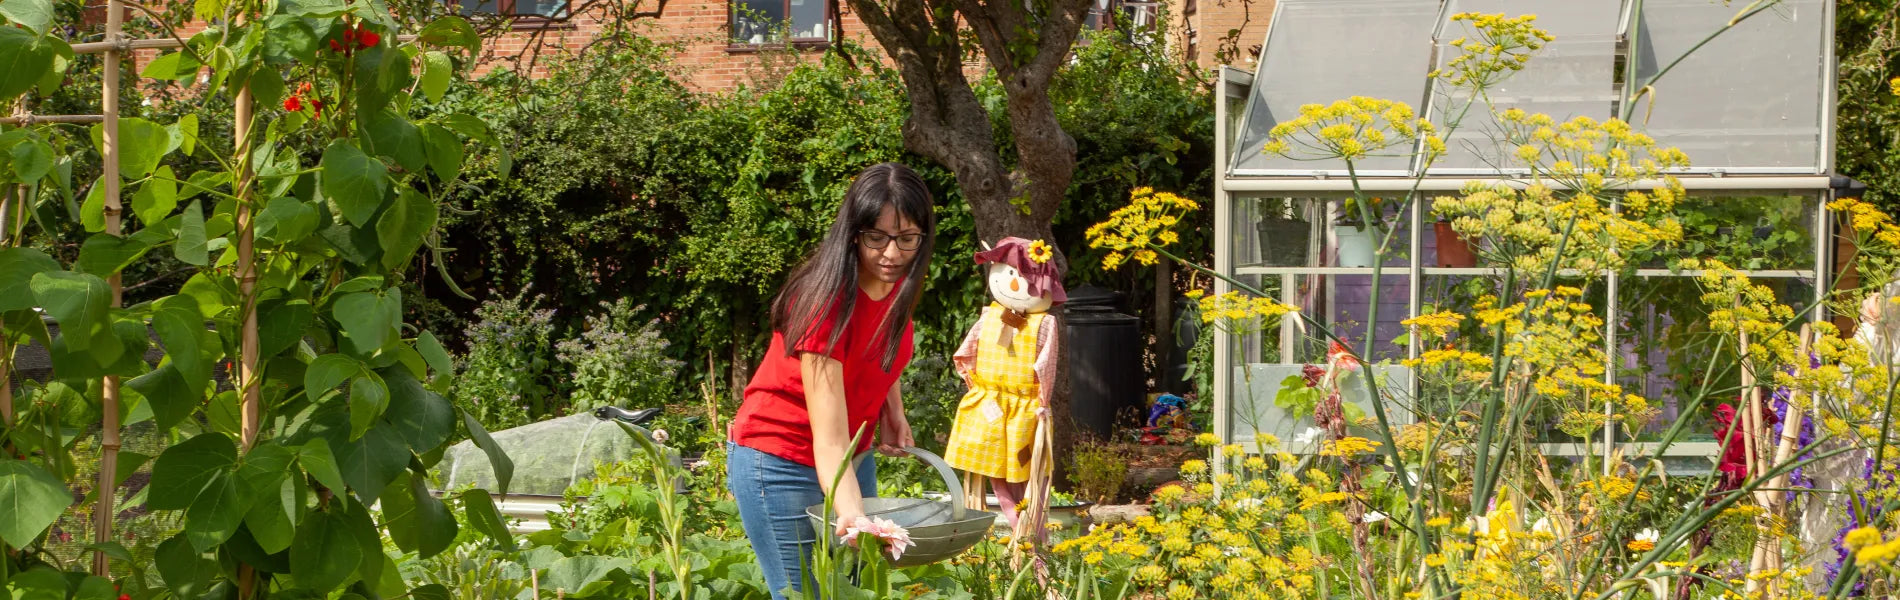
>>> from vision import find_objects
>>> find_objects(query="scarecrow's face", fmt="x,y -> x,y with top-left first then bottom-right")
987,263 -> 1053,314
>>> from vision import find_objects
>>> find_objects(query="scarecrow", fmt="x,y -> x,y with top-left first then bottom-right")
944,237 -> 1065,542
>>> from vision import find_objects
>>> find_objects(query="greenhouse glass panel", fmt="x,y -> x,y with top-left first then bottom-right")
1228,0 -> 1439,176
1631,0 -> 1828,172
1428,0 -> 1620,171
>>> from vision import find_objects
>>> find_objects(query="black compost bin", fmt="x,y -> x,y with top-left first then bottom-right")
1063,286 -> 1143,439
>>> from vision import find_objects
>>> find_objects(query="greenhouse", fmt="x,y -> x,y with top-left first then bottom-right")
1211,0 -> 1843,461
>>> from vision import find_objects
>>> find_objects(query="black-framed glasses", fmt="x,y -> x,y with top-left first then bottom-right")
858,230 -> 924,251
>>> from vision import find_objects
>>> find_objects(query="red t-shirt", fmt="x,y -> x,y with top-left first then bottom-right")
731,288 -> 914,467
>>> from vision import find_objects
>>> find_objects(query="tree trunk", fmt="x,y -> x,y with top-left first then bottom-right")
844,0 -> 1092,493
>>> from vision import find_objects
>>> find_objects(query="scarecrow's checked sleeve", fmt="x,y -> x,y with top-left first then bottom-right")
1034,314 -> 1061,409
952,306 -> 988,384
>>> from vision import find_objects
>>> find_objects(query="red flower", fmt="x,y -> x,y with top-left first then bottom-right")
283,96 -> 302,112
119,595 -> 130,600
1327,340 -> 1361,371
357,29 -> 380,48
310,99 -> 324,118
1300,364 -> 1326,388
328,39 -> 343,52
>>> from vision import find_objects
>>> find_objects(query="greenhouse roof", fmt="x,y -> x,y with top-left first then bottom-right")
1227,0 -> 1833,179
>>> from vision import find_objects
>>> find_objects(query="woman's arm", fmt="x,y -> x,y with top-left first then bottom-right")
879,384 -> 914,455
803,351 -> 865,534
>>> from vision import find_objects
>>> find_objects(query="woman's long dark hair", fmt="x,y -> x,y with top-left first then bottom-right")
772,163 -> 936,371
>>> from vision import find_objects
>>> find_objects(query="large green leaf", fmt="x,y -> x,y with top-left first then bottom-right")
331,288 -> 399,353
460,409 -> 513,496
0,0 -> 54,35
31,270 -> 114,357
380,470 -> 456,559
0,459 -> 74,547
131,165 -> 179,225
346,375 -> 388,442
147,432 -> 238,511
244,476 -> 300,554
262,14 -> 319,64
0,26 -> 55,100
126,364 -> 197,430
458,490 -> 514,550
0,247 -> 58,311
304,353 -> 363,403
419,51 -> 451,103
256,196 -> 319,246
543,556 -> 631,596
417,16 -> 479,56
335,425 -> 407,504
417,330 -> 452,378
319,140 -> 389,227
140,50 -> 203,82
434,113 -> 492,145
290,508 -> 362,593
155,534 -> 218,598
237,442 -> 297,500
420,123 -> 463,185
375,189 -> 436,270
9,136 -> 52,183
184,472 -> 244,551
257,298 -> 314,359
76,233 -> 153,276
79,172 -> 105,231
175,199 -> 208,266
151,296 -> 214,399
90,117 -> 174,179
363,110 -> 426,173
380,368 -> 451,453
319,221 -> 382,266
296,439 -> 348,494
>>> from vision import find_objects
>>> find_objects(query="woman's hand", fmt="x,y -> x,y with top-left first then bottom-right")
833,505 -> 867,538
878,409 -> 914,456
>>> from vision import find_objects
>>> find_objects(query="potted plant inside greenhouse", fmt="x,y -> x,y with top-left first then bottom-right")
1433,215 -> 1479,268
1255,198 -> 1312,266
1334,196 -> 1386,267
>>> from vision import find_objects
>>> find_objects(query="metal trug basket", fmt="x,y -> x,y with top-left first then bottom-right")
806,446 -> 996,568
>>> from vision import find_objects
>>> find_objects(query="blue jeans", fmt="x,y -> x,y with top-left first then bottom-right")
727,442 -> 877,600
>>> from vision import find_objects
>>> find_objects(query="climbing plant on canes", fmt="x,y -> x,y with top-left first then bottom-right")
0,0 -> 515,597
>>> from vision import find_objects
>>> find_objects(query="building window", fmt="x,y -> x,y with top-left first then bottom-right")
731,0 -> 834,45
1085,0 -> 1161,32
451,0 -> 570,20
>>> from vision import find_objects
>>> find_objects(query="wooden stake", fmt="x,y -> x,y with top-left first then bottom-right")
1,181 -> 16,428
91,0 -> 125,574
234,85 -> 260,450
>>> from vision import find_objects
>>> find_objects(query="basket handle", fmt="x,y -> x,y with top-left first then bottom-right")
852,446 -> 966,520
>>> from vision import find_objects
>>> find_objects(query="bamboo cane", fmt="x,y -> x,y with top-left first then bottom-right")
1754,326 -> 1814,598
90,0 -> 126,574
0,114 -> 105,125
0,184 -> 14,429
235,84 -> 260,450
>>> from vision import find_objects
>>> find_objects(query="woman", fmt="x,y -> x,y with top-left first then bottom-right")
726,162 -> 935,599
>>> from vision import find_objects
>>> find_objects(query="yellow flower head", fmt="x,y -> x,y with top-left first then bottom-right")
1026,240 -> 1053,264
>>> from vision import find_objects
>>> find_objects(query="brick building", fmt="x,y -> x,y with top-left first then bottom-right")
471,0 -> 1273,92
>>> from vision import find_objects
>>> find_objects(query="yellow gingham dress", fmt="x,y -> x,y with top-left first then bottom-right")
943,306 -> 1046,482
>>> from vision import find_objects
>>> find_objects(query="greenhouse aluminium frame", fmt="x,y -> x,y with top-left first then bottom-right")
1210,0 -> 1843,466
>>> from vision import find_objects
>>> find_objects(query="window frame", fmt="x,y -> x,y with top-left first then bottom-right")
448,0 -> 575,28
727,0 -> 838,50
